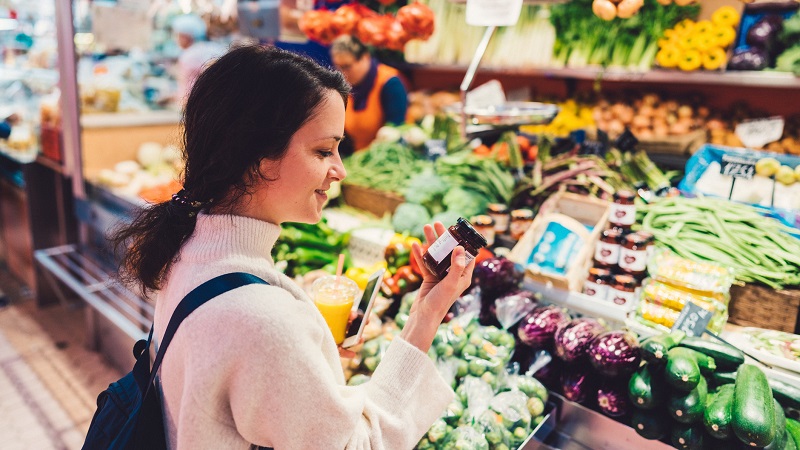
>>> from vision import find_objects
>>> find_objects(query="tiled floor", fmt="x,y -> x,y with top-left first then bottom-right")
0,272 -> 122,449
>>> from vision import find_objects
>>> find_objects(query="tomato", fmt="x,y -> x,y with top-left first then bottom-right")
410,243 -> 429,275
298,10 -> 337,45
474,247 -> 494,265
396,2 -> 435,40
473,144 -> 491,156
516,135 -> 531,153
527,145 -> 539,162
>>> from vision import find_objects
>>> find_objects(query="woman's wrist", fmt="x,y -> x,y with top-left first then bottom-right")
399,311 -> 442,354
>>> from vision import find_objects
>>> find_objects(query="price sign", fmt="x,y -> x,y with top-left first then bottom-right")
671,302 -> 713,338
735,116 -> 784,149
720,154 -> 757,180
466,0 -> 523,27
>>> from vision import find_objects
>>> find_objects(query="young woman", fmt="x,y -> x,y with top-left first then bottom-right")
113,45 -> 474,450
330,35 -> 409,153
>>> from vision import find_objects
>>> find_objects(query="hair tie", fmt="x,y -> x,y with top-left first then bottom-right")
167,189 -> 208,218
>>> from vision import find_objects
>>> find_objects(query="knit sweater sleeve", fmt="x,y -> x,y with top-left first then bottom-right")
189,285 -> 454,449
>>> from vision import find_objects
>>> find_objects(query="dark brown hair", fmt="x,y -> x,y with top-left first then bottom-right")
112,45 -> 349,295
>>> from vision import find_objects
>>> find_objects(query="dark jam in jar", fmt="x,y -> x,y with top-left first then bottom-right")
594,229 -> 623,268
584,268 -> 612,299
471,215 -> 496,247
634,230 -> 656,260
423,217 -> 488,279
607,274 -> 638,307
618,233 -> 649,276
487,203 -> 510,233
610,190 -> 637,229
509,209 -> 534,240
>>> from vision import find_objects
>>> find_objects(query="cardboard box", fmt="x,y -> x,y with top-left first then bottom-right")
509,192 -> 611,292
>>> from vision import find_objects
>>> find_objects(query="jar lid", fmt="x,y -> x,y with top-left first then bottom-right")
487,203 -> 509,214
511,209 -> 534,220
457,217 -> 488,249
613,190 -> 636,202
471,214 -> 495,227
602,228 -> 623,240
588,267 -> 612,279
624,233 -> 649,246
613,274 -> 637,289
635,230 -> 655,243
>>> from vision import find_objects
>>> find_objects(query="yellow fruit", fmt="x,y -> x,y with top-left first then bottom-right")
694,20 -> 714,35
756,157 -> 781,177
713,26 -> 737,48
702,47 -> 727,70
712,6 -> 741,27
657,46 -> 682,68
678,49 -> 703,71
776,165 -> 796,185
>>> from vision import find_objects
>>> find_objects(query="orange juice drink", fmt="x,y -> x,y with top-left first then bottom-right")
312,276 -> 359,344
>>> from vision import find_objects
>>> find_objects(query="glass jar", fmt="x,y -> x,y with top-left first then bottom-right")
619,233 -> 649,276
487,203 -> 510,233
607,274 -> 638,307
594,228 -> 622,268
584,268 -> 612,299
471,215 -> 496,247
423,217 -> 488,279
634,230 -> 656,260
609,190 -> 637,229
509,209 -> 534,240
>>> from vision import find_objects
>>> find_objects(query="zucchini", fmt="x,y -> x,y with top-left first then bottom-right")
628,364 -> 667,410
671,423 -> 706,450
787,418 -> 800,450
642,330 -> 685,365
710,371 -> 737,388
787,431 -> 798,450
679,336 -> 745,371
770,378 -> 800,416
666,347 -> 704,391
631,409 -> 669,440
732,364 -> 777,448
705,384 -> 735,439
765,399 -> 788,450
669,376 -> 708,424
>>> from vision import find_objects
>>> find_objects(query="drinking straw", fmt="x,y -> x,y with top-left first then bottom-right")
335,253 -> 345,286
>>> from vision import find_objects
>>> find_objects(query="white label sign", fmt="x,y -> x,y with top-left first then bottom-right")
466,80 -> 506,107
466,0 -> 524,27
735,116 -> 784,149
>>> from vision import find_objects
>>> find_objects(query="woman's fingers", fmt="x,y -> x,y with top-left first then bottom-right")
411,242 -> 435,278
423,224 -> 437,246
433,222 -> 446,237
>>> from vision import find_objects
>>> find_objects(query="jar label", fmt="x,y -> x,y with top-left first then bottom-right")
509,220 -> 531,240
610,204 -> 637,226
491,213 -> 510,233
594,241 -> 620,265
583,280 -> 608,299
607,288 -> 637,307
427,230 -> 458,264
619,248 -> 647,272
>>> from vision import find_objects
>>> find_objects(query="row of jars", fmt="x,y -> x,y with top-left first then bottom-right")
470,204 -> 534,246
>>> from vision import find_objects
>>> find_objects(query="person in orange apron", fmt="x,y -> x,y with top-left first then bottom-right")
330,35 -> 408,153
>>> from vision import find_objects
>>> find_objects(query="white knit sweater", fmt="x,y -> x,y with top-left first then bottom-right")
153,214 -> 454,450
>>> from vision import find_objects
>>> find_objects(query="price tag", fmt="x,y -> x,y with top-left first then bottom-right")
671,302 -> 713,338
720,154 -> 757,180
466,0 -> 523,27
735,116 -> 784,149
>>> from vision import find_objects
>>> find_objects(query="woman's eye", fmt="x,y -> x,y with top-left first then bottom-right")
318,150 -> 334,158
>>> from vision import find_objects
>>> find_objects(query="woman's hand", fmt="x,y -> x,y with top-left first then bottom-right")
401,223 -> 475,352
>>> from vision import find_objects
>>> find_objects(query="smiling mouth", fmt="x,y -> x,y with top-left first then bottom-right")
315,189 -> 327,197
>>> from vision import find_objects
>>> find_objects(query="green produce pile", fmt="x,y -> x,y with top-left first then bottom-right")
777,12 -> 800,75
272,220 -> 350,277
549,0 -> 698,69
343,141 -> 427,194
637,196 -> 800,289
631,332 -> 800,449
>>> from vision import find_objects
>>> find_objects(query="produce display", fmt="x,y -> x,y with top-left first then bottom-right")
94,142 -> 183,203
656,10 -> 739,71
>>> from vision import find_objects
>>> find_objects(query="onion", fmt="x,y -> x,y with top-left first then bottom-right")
632,115 -> 650,129
593,0 -> 617,21
616,0 -> 642,19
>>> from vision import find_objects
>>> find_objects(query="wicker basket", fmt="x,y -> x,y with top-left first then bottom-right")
728,284 -> 800,333
341,184 -> 404,217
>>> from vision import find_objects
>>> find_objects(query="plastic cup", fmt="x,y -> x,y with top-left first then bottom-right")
312,276 -> 359,344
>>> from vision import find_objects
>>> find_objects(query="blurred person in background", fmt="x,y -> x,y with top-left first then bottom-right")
0,114 -> 19,140
171,13 -> 226,105
330,35 -> 408,154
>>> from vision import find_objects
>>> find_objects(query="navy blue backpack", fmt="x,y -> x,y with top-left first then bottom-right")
82,273 -> 268,450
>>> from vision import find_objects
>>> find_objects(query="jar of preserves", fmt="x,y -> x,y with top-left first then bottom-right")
609,190 -> 637,229
487,203 -> 510,233
594,228 -> 622,268
584,268 -> 612,299
509,209 -> 534,240
619,233 -> 649,276
471,215 -> 496,247
634,230 -> 656,260
607,274 -> 638,307
423,217 -> 488,279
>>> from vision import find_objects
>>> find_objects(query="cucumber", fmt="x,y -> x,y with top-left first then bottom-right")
770,378 -> 800,416
666,347 -> 704,391
787,418 -> 800,449
642,330 -> 685,365
631,409 -> 669,440
787,430 -> 798,450
671,423 -> 706,450
669,376 -> 708,424
679,336 -> 746,371
628,364 -> 667,410
710,371 -> 737,388
765,400 -> 788,450
705,384 -> 735,439
732,364 -> 777,448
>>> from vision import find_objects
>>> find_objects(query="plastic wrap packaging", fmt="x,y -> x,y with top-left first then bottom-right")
494,290 -> 538,331
637,279 -> 729,333
490,390 -> 533,447
648,250 -> 736,298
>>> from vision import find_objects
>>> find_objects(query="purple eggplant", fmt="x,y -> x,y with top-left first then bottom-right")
473,257 -> 524,324
728,48 -> 770,71
587,331 -> 641,378
746,15 -> 783,52
597,379 -> 632,418
553,318 -> 607,363
560,364 -> 596,405
517,305 -> 571,349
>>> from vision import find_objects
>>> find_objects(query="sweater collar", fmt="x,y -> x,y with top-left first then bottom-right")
179,213 -> 282,263
351,58 -> 378,112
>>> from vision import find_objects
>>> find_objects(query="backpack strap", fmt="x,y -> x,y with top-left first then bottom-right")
137,272 -> 269,395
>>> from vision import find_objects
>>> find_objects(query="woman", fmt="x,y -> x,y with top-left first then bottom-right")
170,13 -> 226,105
113,45 -> 474,449
330,35 -> 408,152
